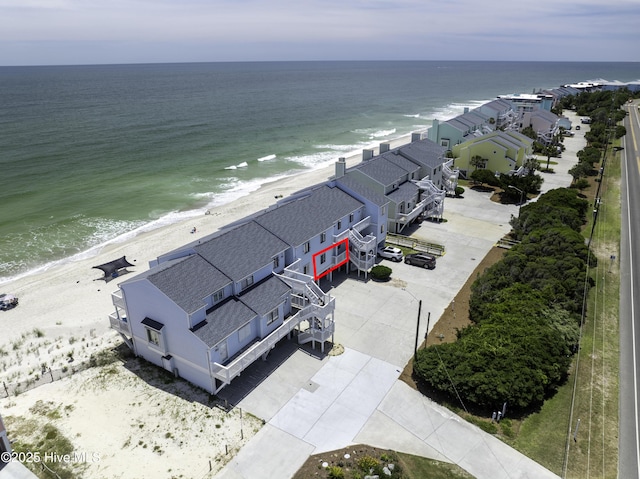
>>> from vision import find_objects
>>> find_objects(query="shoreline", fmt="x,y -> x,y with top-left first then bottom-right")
0,132 -> 415,377
0,109 -> 587,479
0,131 -> 419,289
0,130 -> 418,479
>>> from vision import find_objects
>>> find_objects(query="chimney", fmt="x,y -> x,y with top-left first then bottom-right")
335,157 -> 346,178
379,142 -> 390,153
464,107 -> 470,114
411,132 -> 422,142
362,149 -> 374,161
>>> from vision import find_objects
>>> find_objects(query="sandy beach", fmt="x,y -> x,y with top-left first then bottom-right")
0,134 -> 414,478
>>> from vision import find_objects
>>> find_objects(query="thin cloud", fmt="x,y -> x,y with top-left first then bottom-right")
0,0 -> 638,64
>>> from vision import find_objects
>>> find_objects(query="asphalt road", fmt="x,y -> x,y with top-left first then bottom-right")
619,100 -> 640,479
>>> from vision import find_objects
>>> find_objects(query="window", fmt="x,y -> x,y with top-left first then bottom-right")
381,224 -> 385,234
142,317 -> 164,348
146,328 -> 160,346
303,242 -> 310,253
381,206 -> 385,215
241,275 -> 254,290
213,289 -> 224,303
303,264 -> 309,275
337,220 -> 342,229
320,232 -> 326,243
273,255 -> 280,269
349,213 -> 354,223
320,253 -> 326,264
267,309 -> 279,325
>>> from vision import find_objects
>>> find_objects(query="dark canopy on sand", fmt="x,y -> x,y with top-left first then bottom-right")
93,256 -> 134,278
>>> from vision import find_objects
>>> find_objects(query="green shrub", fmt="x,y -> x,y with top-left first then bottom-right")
357,455 -> 380,473
327,465 -> 345,479
454,186 -> 465,197
370,265 -> 392,281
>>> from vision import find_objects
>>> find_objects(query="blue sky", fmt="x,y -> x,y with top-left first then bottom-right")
1,0 -> 639,65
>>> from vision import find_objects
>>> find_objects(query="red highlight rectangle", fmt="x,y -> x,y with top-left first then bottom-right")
312,238 -> 350,281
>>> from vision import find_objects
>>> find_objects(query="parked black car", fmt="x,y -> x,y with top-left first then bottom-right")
404,253 -> 436,269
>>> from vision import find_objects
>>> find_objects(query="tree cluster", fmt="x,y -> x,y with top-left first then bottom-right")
469,166 -> 543,204
560,89 -> 630,182
413,187 -> 594,413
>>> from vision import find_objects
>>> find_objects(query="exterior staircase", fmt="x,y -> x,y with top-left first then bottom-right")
442,162 -> 460,195
412,177 -> 446,219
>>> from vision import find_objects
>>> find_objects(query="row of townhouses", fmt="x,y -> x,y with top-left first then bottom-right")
428,85 -> 583,177
108,80 -> 609,394
109,135 -> 457,394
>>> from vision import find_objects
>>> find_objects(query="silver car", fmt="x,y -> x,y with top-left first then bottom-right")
377,246 -> 403,262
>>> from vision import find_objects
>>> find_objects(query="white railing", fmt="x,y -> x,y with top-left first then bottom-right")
347,228 -> 376,271
397,197 -> 430,225
334,215 -> 372,243
111,290 -> 126,310
352,215 -> 371,233
348,227 -> 376,251
333,251 -> 347,266
210,299 -> 335,386
442,163 -> 460,194
298,321 -> 336,345
349,253 -> 375,272
109,313 -> 130,334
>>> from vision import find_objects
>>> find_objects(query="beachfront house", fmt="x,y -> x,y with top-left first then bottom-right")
476,98 -> 519,131
253,184 -> 378,281
521,109 -> 568,145
110,220 -> 333,394
451,130 -> 535,177
498,92 -> 555,116
427,108 -> 491,150
109,183 -> 381,394
334,137 -> 454,234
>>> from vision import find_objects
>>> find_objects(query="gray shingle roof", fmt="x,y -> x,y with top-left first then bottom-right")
191,297 -> 256,348
254,185 -> 363,247
352,156 -> 407,187
479,98 -> 512,114
238,275 -> 290,316
387,181 -> 419,204
336,176 -> 388,207
446,111 -> 488,132
147,255 -> 231,314
381,151 -> 420,175
397,139 -> 447,169
190,275 -> 290,348
194,221 -> 288,281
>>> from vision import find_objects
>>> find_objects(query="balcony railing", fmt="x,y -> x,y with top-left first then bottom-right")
333,215 -> 372,243
109,313 -> 130,335
397,198 -> 428,225
111,290 -> 126,310
210,299 -> 335,387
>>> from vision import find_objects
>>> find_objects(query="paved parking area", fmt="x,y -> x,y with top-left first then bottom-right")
216,119 -> 584,478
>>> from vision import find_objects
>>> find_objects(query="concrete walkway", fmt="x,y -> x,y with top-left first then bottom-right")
215,115 -> 584,479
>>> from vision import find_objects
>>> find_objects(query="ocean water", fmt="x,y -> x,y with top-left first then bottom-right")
1,61 -> 638,283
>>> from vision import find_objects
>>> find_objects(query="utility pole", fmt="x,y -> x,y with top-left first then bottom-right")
414,300 -> 422,361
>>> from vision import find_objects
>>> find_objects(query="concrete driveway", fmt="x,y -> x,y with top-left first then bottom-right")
215,118 -> 583,478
